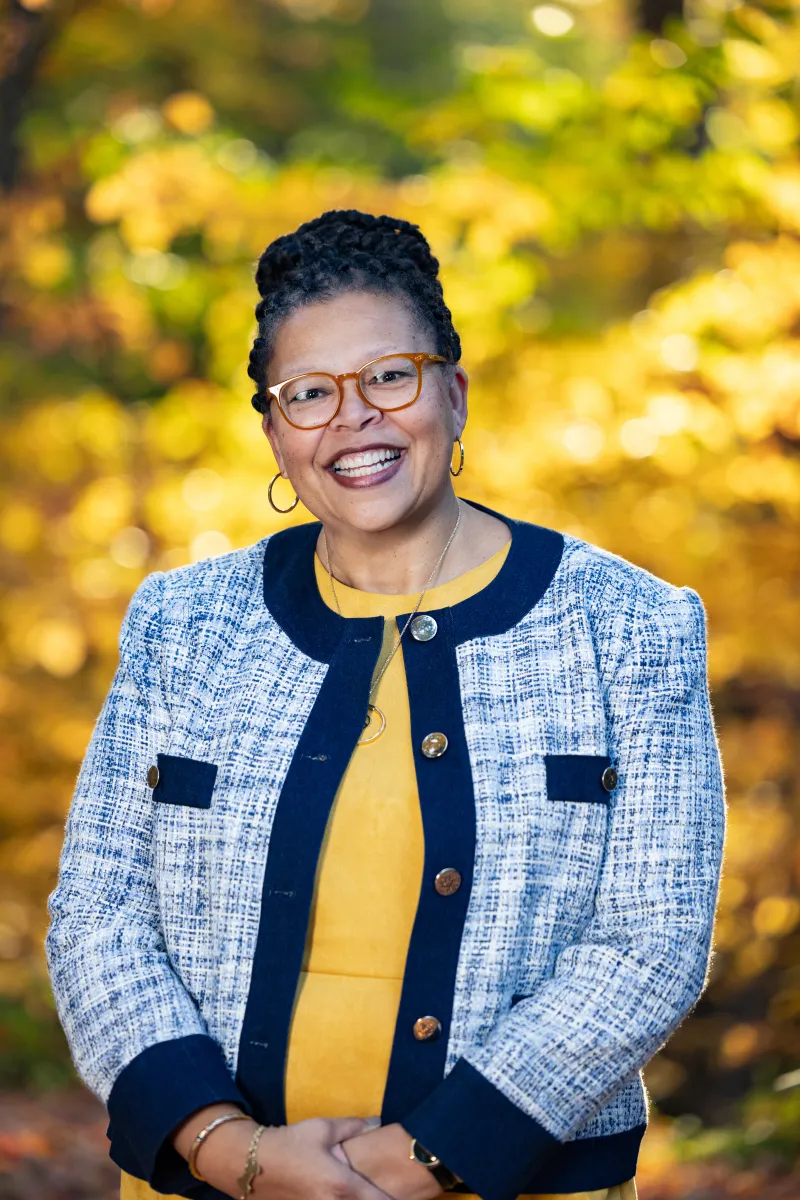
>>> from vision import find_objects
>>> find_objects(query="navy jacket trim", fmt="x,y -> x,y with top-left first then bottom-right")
262,500 -> 565,660
381,606 -> 476,1122
107,1032 -> 249,1195
512,1123 -> 645,1194
152,753 -> 218,810
403,1057 -> 644,1200
234,621 -> 383,1124
543,752 -> 613,805
403,1057 -> 559,1200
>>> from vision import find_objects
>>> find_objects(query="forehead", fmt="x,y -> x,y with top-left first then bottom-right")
269,290 -> 428,379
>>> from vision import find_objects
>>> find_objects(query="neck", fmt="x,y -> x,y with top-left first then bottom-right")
319,492 -> 465,596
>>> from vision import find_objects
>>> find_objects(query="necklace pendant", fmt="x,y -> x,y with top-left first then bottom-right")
358,703 -> 386,745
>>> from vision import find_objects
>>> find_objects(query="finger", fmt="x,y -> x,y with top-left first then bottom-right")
331,1144 -> 350,1164
322,1117 -> 370,1145
349,1170 -> 394,1200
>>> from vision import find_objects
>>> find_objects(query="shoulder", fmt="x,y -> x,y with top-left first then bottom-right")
162,538 -> 269,612
120,537 -> 270,648
552,529 -> 708,682
116,538 -> 272,702
556,529 -> 702,617
499,507 -> 708,685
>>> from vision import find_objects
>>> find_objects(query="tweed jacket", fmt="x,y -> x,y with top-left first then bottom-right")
45,501 -> 726,1200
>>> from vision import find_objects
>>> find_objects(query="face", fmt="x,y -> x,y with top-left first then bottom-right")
262,290 -> 468,534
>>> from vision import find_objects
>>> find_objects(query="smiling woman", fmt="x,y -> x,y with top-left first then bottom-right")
249,211 -> 473,563
46,210 -> 725,1200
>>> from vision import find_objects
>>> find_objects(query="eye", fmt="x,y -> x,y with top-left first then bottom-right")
282,378 -> 336,405
369,367 -> 415,386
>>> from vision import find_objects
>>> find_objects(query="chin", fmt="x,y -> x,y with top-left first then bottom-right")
333,490 -> 421,534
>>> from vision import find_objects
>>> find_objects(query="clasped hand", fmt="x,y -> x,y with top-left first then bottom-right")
188,1111 -> 444,1200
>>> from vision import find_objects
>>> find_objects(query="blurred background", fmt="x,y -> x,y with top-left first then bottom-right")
0,0 -> 799,1196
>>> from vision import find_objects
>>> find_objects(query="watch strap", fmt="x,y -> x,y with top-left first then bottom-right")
410,1137 -> 460,1191
429,1160 -> 460,1191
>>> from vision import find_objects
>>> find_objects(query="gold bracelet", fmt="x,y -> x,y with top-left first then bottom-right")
236,1122 -> 266,1199
187,1111 -> 252,1182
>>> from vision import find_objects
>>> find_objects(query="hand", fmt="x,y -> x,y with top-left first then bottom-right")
331,1116 -> 379,1165
340,1123 -> 445,1200
194,1114 -> 395,1200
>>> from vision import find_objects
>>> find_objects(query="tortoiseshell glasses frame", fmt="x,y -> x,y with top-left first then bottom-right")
265,352 -> 449,430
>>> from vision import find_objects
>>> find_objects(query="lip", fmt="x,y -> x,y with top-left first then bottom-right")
324,444 -> 406,491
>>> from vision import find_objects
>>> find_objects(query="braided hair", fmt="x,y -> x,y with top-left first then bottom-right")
247,209 -> 462,414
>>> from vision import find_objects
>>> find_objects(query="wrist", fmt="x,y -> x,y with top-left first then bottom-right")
194,1117 -> 264,1196
344,1123 -> 445,1200
172,1103 -> 247,1160
408,1136 -> 460,1193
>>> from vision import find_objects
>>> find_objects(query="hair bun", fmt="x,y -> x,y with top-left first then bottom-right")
248,207 -> 460,413
255,210 -> 440,299
255,239 -> 304,299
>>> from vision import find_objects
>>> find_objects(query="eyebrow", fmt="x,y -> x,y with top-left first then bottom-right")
272,346 -> 415,381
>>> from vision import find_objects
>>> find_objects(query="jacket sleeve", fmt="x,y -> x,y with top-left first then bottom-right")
403,582 -> 726,1200
45,573 -> 249,1189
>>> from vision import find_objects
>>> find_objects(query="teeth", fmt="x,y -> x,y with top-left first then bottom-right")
332,448 -> 401,476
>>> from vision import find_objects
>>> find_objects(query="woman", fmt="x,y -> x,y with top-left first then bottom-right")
46,210 -> 726,1200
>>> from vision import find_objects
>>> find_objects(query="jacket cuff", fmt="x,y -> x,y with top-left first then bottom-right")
402,1058 -> 560,1200
107,1033 -> 250,1187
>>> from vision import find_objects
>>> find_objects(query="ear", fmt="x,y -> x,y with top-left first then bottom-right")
447,364 -> 469,440
262,407 -> 287,475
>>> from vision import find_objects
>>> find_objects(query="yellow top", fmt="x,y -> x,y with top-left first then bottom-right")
119,531 -> 638,1200
284,537 -> 512,1124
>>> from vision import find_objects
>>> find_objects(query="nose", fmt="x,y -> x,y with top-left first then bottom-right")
330,372 -> 383,430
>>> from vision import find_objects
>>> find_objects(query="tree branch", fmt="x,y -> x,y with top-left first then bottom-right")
0,0 -> 64,191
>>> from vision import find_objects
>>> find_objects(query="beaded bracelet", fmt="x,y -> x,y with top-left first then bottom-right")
187,1111 -> 251,1182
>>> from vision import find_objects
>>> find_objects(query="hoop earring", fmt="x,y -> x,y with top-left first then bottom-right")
268,472 -> 299,513
450,438 -> 465,477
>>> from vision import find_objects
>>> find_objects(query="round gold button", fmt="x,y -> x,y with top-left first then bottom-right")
413,1016 -> 442,1041
421,732 -> 448,759
601,766 -> 619,792
410,614 -> 438,642
434,868 -> 462,896
146,764 -> 160,788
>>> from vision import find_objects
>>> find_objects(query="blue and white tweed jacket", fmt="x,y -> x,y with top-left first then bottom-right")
45,502 -> 726,1200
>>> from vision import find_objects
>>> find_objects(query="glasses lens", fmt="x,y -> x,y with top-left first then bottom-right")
279,374 -> 340,428
359,356 -> 420,410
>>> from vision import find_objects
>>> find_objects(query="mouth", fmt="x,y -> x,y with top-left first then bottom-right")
327,446 -> 403,481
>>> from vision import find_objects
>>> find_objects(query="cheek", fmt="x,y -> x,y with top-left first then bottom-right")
403,396 -> 452,451
279,431 -> 323,475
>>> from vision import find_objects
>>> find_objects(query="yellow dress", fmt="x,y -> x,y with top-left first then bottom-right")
120,539 -> 637,1200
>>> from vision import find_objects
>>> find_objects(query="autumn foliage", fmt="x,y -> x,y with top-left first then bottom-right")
0,0 -> 798,1182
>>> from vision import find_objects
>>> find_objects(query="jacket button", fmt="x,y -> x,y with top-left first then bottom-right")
434,868 -> 462,896
413,1016 -> 442,1041
421,732 -> 448,759
146,765 -> 160,788
601,766 -> 618,792
410,614 -> 438,642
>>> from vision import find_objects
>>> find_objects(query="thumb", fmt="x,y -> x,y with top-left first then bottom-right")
322,1117 -> 370,1145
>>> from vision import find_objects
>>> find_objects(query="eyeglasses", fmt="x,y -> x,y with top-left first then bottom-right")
265,352 -> 448,430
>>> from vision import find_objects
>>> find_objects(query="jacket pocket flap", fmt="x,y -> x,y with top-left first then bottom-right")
152,753 -> 217,809
544,753 -> 614,803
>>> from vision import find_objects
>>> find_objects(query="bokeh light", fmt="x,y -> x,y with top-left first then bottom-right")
1,0 -> 799,1190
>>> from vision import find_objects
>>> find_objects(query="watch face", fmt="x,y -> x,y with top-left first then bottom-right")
413,1142 -> 439,1167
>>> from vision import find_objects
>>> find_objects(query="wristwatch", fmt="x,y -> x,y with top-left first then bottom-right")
409,1137 -> 460,1191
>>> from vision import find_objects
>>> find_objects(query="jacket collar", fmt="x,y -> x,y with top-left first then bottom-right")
262,499 -> 565,663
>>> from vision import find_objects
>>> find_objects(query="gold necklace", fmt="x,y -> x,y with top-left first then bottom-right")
323,503 -> 463,745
